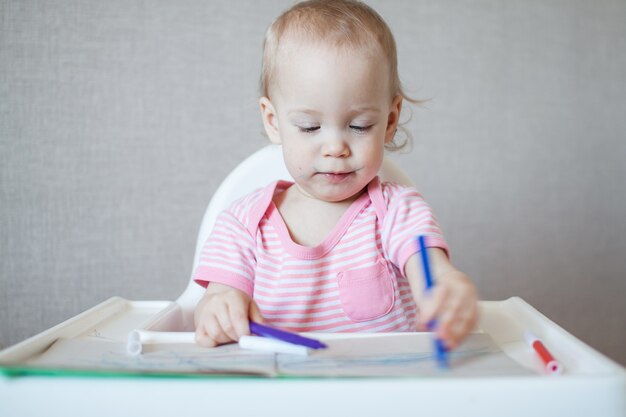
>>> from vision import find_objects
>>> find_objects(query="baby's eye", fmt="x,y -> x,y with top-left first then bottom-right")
298,126 -> 320,134
350,125 -> 373,133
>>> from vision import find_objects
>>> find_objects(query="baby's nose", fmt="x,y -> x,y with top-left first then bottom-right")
322,135 -> 350,158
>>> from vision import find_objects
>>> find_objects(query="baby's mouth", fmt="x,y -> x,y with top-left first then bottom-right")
316,171 -> 354,183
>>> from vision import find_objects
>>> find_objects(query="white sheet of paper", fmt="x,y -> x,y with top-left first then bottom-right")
23,332 -> 532,377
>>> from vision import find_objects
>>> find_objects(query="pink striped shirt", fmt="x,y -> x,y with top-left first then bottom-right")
193,176 -> 448,333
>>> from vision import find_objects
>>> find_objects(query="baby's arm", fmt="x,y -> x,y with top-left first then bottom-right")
404,248 -> 478,349
194,283 -> 265,347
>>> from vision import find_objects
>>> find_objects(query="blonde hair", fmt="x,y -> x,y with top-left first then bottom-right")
260,0 -> 422,151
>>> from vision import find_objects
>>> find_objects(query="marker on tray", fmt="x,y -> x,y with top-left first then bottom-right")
417,235 -> 450,369
524,331 -> 563,374
127,330 -> 195,355
249,321 -> 327,350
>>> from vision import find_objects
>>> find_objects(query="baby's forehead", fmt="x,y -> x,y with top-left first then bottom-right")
275,34 -> 385,69
273,41 -> 386,91
271,40 -> 391,105
278,28 -> 379,53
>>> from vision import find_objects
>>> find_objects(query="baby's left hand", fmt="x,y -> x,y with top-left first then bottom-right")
416,270 -> 479,350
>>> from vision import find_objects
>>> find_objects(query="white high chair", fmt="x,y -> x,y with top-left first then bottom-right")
175,144 -> 414,329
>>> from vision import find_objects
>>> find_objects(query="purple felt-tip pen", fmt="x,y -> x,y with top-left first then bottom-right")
249,321 -> 327,350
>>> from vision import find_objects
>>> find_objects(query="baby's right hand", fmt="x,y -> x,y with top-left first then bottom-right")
194,283 -> 264,347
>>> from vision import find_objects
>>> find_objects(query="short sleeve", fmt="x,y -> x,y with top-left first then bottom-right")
192,209 -> 257,297
380,184 -> 449,273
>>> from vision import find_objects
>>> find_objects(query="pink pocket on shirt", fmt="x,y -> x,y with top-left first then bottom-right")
337,259 -> 395,322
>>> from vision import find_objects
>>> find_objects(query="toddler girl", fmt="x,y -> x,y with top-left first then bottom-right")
193,0 -> 478,350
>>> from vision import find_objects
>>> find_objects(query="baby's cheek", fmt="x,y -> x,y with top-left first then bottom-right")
295,166 -> 306,178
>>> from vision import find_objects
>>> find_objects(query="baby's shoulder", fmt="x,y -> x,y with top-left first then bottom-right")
378,180 -> 421,204
222,181 -> 281,234
226,184 -> 270,212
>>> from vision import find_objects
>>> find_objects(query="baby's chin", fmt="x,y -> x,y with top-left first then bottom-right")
297,182 -> 368,204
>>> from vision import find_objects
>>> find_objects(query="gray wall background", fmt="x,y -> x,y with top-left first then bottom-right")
1,0 -> 624,365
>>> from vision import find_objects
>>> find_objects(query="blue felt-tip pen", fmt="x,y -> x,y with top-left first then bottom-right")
249,321 -> 327,350
417,235 -> 450,369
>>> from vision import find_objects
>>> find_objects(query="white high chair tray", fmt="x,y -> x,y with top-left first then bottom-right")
0,297 -> 624,417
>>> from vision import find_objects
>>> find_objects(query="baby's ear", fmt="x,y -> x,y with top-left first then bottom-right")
259,97 -> 281,144
384,95 -> 403,144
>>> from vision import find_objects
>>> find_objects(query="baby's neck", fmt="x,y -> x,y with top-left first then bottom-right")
273,184 -> 366,247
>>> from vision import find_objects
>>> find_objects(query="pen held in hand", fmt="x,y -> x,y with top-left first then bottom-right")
417,234 -> 450,369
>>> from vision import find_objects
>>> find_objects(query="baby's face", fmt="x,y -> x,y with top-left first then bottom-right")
261,41 -> 401,203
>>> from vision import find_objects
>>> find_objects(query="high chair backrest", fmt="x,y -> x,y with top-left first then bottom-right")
176,145 -> 414,328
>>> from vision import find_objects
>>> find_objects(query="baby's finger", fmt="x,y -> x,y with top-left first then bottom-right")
204,315 -> 235,346
450,301 -> 479,342
438,314 -> 465,349
195,329 -> 217,348
249,300 -> 265,324
226,297 -> 251,339
196,317 -> 229,347
215,303 -> 239,342
438,298 -> 477,348
419,286 -> 448,327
